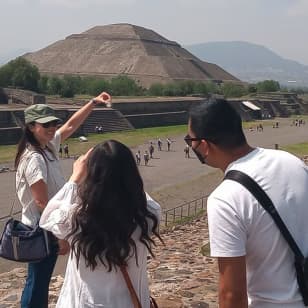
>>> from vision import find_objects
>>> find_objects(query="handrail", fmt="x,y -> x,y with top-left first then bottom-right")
161,195 -> 208,227
0,196 -> 209,227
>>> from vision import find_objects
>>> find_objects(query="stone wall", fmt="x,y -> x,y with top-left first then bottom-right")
0,127 -> 22,145
2,88 -> 45,105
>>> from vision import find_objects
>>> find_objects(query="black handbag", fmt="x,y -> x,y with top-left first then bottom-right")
225,170 -> 308,306
0,218 -> 50,262
0,155 -> 51,263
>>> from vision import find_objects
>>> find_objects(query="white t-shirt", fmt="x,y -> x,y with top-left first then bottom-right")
208,148 -> 308,308
16,130 -> 66,227
39,182 -> 161,308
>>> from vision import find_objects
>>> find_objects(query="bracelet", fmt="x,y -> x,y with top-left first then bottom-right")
90,99 -> 98,105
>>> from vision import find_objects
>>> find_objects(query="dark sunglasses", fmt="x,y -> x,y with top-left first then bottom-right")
39,120 -> 59,128
184,134 -> 206,164
184,134 -> 205,147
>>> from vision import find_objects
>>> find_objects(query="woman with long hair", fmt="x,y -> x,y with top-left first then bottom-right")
40,140 -> 162,307
15,91 -> 111,308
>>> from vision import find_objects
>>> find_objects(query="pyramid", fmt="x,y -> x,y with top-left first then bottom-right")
24,23 -> 240,88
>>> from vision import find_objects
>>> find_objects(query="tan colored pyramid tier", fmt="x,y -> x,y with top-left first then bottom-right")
24,23 -> 240,88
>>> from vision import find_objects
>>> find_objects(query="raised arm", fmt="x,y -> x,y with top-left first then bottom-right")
59,92 -> 111,142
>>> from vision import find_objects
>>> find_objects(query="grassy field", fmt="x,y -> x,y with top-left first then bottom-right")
1,122 -> 307,165
0,125 -> 188,164
281,143 -> 308,157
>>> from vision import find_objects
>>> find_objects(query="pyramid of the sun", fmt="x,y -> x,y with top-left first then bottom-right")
24,23 -> 240,88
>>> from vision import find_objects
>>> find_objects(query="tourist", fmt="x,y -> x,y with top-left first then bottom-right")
166,138 -> 172,151
59,144 -> 63,158
144,150 -> 150,166
149,142 -> 154,159
40,140 -> 162,307
184,144 -> 190,158
157,138 -> 162,151
15,91 -> 111,308
186,99 -> 308,307
135,150 -> 141,165
64,143 -> 69,158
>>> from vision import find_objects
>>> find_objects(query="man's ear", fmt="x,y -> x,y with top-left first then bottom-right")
199,139 -> 210,156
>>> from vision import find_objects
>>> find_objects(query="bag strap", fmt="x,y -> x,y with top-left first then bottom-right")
120,265 -> 142,308
224,169 -> 304,260
10,157 -> 28,217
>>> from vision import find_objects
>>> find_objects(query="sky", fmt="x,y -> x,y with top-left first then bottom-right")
0,0 -> 308,65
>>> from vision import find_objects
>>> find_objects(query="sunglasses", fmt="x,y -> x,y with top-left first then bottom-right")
184,134 -> 206,164
38,120 -> 59,128
184,134 -> 205,147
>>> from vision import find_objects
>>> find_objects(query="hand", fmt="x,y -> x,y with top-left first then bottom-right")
93,91 -> 112,107
58,239 -> 70,255
69,148 -> 93,184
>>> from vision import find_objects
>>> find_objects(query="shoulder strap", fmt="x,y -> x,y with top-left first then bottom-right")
224,169 -> 304,260
11,154 -> 33,217
120,265 -> 142,308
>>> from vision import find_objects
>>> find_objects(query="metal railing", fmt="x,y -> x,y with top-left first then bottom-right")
161,195 -> 208,227
0,196 -> 209,229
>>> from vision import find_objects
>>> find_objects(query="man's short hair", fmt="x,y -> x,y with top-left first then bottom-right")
189,99 -> 247,149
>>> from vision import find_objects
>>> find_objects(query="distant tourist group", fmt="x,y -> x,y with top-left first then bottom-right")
135,138 -> 175,166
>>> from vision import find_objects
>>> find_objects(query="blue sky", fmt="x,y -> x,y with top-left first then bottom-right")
1,0 -> 308,65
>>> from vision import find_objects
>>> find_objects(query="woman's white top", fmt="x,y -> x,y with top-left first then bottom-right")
16,131 -> 65,227
40,182 -> 161,308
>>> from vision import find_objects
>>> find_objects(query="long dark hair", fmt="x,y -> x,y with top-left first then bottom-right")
69,140 -> 162,271
14,124 -> 53,168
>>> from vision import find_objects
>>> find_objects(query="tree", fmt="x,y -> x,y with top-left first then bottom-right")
59,75 -> 83,97
84,78 -> 110,96
47,76 -> 64,95
0,57 -> 40,91
148,83 -> 164,96
38,75 -> 49,93
221,82 -> 247,98
110,75 -> 142,96
256,80 -> 280,92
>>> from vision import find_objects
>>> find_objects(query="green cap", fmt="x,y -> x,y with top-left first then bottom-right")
24,104 -> 61,124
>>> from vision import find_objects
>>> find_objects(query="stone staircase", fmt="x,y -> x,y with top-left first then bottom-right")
76,108 -> 134,135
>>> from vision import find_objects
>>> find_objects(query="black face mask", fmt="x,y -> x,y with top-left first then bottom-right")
192,147 -> 208,164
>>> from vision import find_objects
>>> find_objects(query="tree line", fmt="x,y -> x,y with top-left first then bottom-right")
0,57 -> 305,98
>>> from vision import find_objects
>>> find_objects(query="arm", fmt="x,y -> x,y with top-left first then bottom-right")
218,256 -> 248,308
59,92 -> 111,142
30,179 -> 48,212
40,148 -> 93,238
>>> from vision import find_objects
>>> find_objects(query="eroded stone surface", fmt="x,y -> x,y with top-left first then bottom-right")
0,216 -> 218,307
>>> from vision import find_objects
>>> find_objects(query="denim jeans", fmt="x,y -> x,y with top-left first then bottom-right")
21,244 -> 58,308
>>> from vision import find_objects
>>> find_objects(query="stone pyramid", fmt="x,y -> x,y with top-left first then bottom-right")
24,23 -> 240,88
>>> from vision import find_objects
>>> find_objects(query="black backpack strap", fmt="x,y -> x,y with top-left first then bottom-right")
224,169 -> 304,260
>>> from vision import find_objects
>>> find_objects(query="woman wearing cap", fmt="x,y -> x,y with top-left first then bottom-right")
15,91 -> 111,308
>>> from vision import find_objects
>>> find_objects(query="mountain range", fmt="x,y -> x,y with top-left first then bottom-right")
185,41 -> 308,88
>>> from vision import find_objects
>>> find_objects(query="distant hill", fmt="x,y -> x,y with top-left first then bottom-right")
185,41 -> 308,87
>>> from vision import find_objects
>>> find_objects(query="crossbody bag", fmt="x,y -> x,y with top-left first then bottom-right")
225,169 -> 308,306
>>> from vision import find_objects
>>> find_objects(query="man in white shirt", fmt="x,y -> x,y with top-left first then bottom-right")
186,99 -> 308,308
